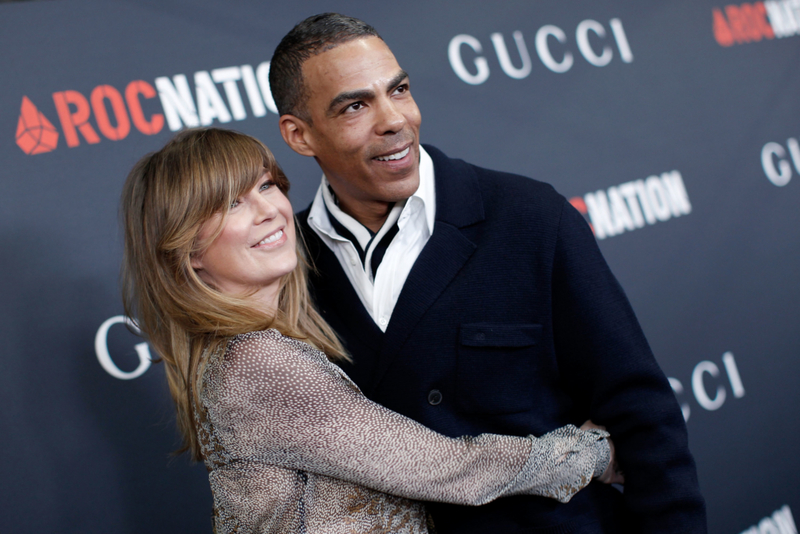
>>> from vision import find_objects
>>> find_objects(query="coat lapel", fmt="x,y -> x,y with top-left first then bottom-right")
298,219 -> 384,383
370,145 -> 485,390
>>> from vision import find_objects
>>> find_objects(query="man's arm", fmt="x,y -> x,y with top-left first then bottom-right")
551,200 -> 707,532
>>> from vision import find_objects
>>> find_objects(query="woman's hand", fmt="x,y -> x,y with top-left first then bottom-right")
581,420 -> 625,485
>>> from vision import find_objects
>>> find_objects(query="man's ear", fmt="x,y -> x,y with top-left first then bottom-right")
279,114 -> 316,157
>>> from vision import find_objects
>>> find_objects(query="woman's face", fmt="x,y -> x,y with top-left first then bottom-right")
191,172 -> 297,310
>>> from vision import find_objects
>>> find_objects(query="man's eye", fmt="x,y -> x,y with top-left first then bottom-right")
394,84 -> 408,95
346,102 -> 364,112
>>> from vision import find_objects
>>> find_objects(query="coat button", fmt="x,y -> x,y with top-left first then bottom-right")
475,332 -> 485,341
428,389 -> 443,406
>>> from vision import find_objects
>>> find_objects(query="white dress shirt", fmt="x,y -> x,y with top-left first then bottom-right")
307,145 -> 436,332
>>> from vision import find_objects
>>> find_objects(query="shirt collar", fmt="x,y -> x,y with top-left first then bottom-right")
417,145 -> 436,233
308,145 -> 436,240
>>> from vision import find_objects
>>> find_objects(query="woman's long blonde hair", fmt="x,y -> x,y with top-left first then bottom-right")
121,128 -> 347,460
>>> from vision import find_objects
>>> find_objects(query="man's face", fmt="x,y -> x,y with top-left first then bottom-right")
299,37 -> 422,220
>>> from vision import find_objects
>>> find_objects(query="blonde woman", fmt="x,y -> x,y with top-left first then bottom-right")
121,128 -> 619,534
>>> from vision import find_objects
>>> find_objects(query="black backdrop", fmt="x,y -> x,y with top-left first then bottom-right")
1,1 -> 798,532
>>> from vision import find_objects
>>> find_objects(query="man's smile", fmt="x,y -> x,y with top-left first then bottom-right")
374,146 -> 410,161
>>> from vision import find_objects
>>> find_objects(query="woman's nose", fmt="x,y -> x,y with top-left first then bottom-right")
253,193 -> 279,222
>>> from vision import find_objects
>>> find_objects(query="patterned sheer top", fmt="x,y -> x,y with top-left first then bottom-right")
193,329 -> 611,534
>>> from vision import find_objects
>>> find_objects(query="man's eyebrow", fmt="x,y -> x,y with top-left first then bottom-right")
386,70 -> 409,92
327,88 -> 375,116
325,70 -> 410,116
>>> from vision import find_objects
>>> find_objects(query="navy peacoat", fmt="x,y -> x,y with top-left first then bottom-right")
297,145 -> 706,533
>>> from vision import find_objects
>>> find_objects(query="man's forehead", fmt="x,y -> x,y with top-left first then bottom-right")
302,37 -> 402,96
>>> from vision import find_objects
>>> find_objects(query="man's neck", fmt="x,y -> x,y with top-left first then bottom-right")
336,197 -> 392,234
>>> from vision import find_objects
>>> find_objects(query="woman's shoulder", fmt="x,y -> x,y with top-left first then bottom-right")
227,328 -> 284,351
226,329 -> 359,391
228,329 -> 316,354
201,330 -> 323,399
223,329 -> 327,369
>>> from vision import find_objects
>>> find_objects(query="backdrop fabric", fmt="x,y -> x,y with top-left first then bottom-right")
1,1 -> 798,532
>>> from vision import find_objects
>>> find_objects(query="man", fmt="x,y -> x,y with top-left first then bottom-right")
271,13 -> 706,533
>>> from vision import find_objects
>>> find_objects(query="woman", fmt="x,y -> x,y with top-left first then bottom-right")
121,128 -> 617,534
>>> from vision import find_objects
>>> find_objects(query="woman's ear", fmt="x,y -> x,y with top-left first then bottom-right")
190,253 -> 204,271
190,253 -> 216,289
279,114 -> 316,157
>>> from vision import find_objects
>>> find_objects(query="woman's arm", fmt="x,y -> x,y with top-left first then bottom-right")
201,330 -> 610,505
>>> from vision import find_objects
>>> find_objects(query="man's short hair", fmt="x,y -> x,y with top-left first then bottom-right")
269,13 -> 382,122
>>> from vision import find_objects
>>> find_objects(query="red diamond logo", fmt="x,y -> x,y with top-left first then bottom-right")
16,96 -> 59,155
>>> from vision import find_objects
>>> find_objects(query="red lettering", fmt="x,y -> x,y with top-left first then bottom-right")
52,90 -> 101,147
739,4 -> 763,41
713,8 -> 735,46
569,196 -> 588,214
125,80 -> 164,135
90,85 -> 131,141
568,196 -> 594,234
725,5 -> 749,43
754,2 -> 776,39
714,3 -> 776,46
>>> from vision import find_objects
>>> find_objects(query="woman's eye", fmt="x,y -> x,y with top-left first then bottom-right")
230,198 -> 241,209
260,180 -> 275,191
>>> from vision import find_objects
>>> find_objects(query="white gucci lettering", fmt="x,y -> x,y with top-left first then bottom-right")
668,352 -> 745,422
448,18 -> 633,84
762,137 -> 800,186
95,315 -> 152,380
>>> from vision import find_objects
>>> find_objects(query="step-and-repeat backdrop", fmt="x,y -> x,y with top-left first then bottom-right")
2,0 -> 798,531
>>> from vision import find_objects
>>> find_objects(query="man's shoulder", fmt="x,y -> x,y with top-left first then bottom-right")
424,144 -> 566,212
475,163 -> 560,200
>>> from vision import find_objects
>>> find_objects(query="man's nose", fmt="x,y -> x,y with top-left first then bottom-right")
374,97 -> 406,134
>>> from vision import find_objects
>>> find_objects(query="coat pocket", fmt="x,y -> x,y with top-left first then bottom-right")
456,323 -> 542,414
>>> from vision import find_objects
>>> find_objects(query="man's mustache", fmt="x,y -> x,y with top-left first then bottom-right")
366,134 -> 416,160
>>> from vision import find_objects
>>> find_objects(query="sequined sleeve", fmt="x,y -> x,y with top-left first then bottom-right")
200,329 -> 610,506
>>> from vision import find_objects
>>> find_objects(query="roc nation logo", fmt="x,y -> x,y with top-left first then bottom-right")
14,61 -> 277,155
570,171 -> 691,240
16,97 -> 59,154
713,1 -> 800,46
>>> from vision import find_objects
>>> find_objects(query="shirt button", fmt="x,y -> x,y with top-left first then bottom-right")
428,389 -> 443,406
378,317 -> 388,327
350,258 -> 357,266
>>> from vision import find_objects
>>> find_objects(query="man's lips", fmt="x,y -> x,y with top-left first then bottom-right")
373,146 -> 411,162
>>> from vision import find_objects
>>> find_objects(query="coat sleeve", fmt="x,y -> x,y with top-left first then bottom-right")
201,330 -> 611,506
550,200 -> 707,532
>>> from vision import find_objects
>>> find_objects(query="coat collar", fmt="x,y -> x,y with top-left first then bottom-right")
423,144 -> 485,229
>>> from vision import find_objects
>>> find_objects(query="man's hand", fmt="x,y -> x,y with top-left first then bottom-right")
581,420 -> 625,485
